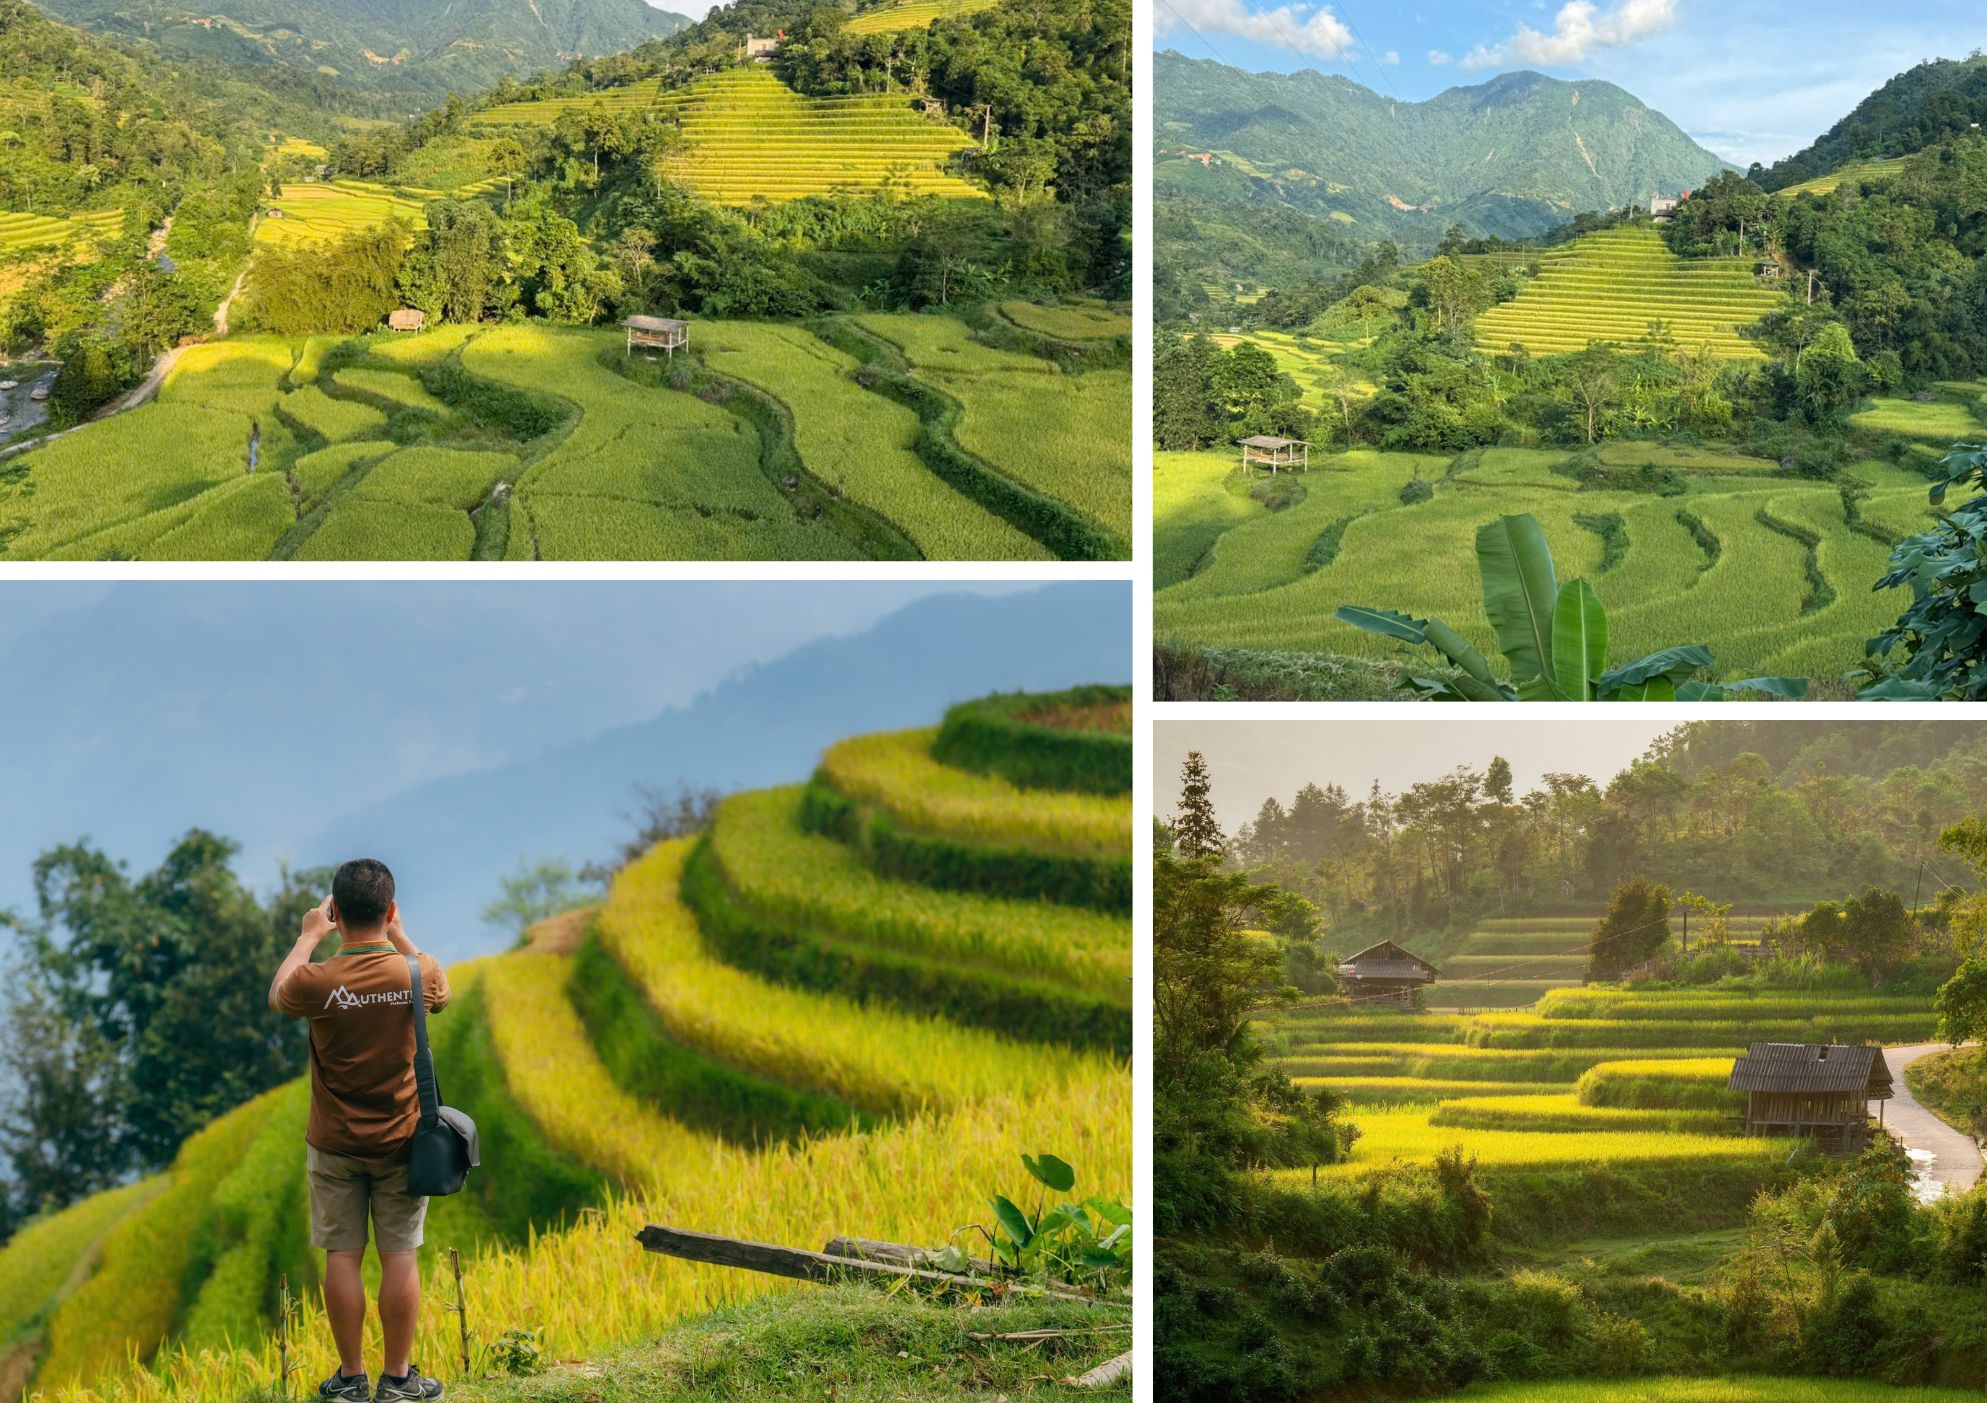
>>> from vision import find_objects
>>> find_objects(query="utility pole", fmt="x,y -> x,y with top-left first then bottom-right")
1680,905 -> 1689,955
1912,859 -> 1926,920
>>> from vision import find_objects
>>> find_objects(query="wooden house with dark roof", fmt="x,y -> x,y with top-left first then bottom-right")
1728,1042 -> 1893,1152
1338,939 -> 1438,1009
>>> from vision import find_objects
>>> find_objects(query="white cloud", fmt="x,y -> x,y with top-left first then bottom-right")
1383,50 -> 1400,64
1153,0 -> 1355,59
1428,49 -> 1452,65
1461,0 -> 1678,71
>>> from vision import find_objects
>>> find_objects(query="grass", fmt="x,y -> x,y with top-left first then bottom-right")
702,786 -> 1128,998
691,320 -> 1046,560
1430,1092 -> 1731,1135
1441,1380 -> 1982,1402
1905,1046 -> 1986,1139
1291,1077 -> 1567,1105
413,1285 -> 1123,1401
331,367 -> 451,415
1474,227 -> 1785,360
858,314 -> 1131,543
357,446 -> 515,510
1849,396 -> 1987,442
815,726 -> 1128,859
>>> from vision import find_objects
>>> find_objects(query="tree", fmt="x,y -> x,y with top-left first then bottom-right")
4,833 -> 321,1198
1153,335 -> 1225,451
1586,877 -> 1671,980
482,859 -> 597,940
1174,752 -> 1223,861
1935,959 -> 1987,1047
1866,448 -> 1987,699
1562,343 -> 1623,443
488,136 -> 529,208
397,200 -> 515,324
1415,255 -> 1491,334
1796,322 -> 1864,421
1838,887 -> 1913,980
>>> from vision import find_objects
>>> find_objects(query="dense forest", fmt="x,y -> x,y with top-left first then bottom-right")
1750,53 -> 1987,192
1227,722 -> 1987,934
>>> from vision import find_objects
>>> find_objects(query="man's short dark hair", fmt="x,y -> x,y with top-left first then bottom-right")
333,859 -> 395,930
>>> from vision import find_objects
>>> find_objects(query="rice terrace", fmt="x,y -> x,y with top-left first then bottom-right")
0,686 -> 1133,1400
0,0 -> 1131,561
1156,719 -> 1987,1403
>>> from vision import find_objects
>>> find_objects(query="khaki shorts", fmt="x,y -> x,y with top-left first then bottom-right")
307,1145 -> 428,1254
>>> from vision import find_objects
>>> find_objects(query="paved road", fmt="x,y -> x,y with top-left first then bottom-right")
1884,1043 -> 1982,1197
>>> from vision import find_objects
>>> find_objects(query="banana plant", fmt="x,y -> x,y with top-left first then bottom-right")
1337,514 -> 1808,701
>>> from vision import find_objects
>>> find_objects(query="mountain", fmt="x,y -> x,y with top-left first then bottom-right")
1754,54 -> 1987,191
0,583 -> 1130,963
305,584 -> 1132,961
1155,51 -> 1734,245
27,0 -> 690,99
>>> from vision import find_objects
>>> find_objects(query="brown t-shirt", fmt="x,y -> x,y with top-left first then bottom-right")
277,943 -> 451,1164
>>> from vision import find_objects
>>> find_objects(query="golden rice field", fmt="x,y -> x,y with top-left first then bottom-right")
18,705 -> 1130,1402
844,0 -> 1003,35
1267,977 -> 1933,1188
0,208 -> 122,252
1776,157 -> 1911,199
1153,445 -> 1941,685
815,725 -> 1129,859
1440,1377 -> 1985,1402
1474,227 -> 1785,360
997,299 -> 1130,343
254,182 -> 429,247
1,314 -> 1121,562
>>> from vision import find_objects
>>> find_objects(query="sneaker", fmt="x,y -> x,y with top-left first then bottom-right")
318,1370 -> 370,1402
374,1367 -> 444,1401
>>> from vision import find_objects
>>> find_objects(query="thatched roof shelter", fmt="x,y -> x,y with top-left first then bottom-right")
387,308 -> 426,332
625,316 -> 689,356
1239,434 -> 1309,473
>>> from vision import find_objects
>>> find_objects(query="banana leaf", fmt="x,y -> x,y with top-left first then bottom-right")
1550,579 -> 1607,701
1475,515 -> 1559,687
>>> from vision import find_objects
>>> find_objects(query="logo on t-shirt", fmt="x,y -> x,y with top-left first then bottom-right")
323,985 -> 413,1011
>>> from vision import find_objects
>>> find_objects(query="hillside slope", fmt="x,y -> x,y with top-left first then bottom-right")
4,689 -> 1132,1400
1155,51 -> 1732,244
1755,54 -> 1987,190
29,0 -> 689,98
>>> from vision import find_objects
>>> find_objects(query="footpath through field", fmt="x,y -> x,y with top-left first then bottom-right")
1884,1043 -> 1981,1200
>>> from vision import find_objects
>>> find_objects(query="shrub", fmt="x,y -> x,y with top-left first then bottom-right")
931,685 -> 1132,796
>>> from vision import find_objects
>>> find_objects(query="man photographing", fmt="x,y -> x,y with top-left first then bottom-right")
269,858 -> 450,1403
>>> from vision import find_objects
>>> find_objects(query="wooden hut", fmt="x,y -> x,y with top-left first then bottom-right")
1728,1042 -> 1893,1152
625,315 -> 689,357
1239,435 -> 1309,474
387,308 -> 426,332
1337,940 -> 1438,1009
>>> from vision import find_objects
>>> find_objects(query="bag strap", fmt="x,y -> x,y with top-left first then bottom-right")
407,955 -> 440,1128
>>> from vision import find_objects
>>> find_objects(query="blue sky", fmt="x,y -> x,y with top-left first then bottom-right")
1154,0 -> 1987,167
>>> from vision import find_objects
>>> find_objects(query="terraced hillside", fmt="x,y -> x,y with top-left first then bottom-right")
1,692 -> 1132,1400
1153,444 -> 1946,684
1424,912 -> 1805,1012
1474,226 -> 1785,360
1777,156 -> 1910,198
844,0 -> 1003,34
1270,985 -> 1935,1189
256,179 -> 505,247
473,68 -> 983,204
0,311 -> 1128,561
0,208 -> 121,251
656,68 -> 982,204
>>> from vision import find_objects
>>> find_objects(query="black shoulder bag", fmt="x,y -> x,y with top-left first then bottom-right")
405,955 -> 479,1197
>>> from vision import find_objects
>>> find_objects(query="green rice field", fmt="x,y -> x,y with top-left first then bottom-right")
1474,227 -> 1785,360
0,312 -> 1116,561
1153,445 -> 1942,684
844,0 -> 1003,34
1776,157 -> 1911,199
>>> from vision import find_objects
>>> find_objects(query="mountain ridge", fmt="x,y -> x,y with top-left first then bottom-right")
25,0 -> 691,98
1156,50 -> 1734,244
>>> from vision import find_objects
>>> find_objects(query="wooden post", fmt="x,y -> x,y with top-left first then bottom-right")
450,1247 -> 471,1377
636,1225 -> 1099,1304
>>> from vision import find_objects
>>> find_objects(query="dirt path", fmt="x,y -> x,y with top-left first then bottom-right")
87,212 -> 256,422
1884,1042 -> 1982,1200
